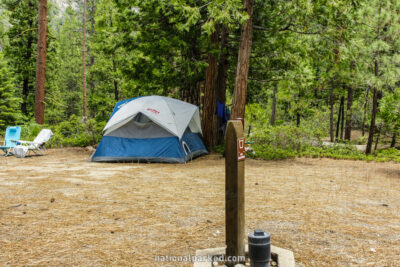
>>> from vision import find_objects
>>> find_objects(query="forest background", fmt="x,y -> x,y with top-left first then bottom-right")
0,0 -> 399,162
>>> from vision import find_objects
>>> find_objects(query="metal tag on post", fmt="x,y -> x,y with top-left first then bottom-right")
237,137 -> 245,161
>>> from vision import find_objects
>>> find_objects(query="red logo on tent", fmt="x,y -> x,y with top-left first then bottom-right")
147,108 -> 160,114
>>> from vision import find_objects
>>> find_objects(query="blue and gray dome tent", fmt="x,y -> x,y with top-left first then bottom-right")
90,96 -> 208,163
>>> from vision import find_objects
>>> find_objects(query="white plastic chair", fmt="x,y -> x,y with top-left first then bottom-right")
14,129 -> 53,157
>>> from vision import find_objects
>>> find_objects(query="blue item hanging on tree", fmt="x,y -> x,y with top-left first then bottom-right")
217,100 -> 225,119
216,100 -> 231,134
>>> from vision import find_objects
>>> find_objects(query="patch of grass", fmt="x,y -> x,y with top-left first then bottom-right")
374,148 -> 400,163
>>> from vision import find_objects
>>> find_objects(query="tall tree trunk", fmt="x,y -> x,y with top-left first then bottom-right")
374,124 -> 381,152
329,86 -> 335,142
34,0 -> 47,124
335,96 -> 344,141
215,25 -> 229,145
202,28 -> 219,150
340,97 -> 345,140
296,111 -> 301,127
366,87 -> 378,154
361,87 -> 370,136
231,0 -> 254,119
270,84 -> 277,126
82,0 -> 87,123
344,85 -> 354,140
367,5 -> 382,155
344,61 -> 355,140
113,58 -> 118,101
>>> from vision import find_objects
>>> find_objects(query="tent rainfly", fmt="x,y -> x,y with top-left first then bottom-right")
90,96 -> 208,163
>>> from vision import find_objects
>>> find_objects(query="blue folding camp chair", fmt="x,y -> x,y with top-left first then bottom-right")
0,126 -> 21,156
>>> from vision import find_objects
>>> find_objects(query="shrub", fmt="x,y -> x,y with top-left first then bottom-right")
374,148 -> 400,163
51,115 -> 105,147
19,115 -> 105,148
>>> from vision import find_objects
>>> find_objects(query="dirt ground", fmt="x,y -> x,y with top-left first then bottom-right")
0,148 -> 399,266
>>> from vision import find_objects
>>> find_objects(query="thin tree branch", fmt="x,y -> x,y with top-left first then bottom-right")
249,78 -> 281,83
286,28 -> 322,35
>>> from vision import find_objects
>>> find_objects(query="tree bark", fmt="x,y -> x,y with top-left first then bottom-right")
344,61 -> 355,140
366,87 -> 378,154
296,111 -> 301,127
330,35 -> 342,142
367,5 -> 382,155
201,28 -> 219,150
374,124 -> 381,152
231,0 -> 254,119
336,96 -> 344,141
113,58 -> 118,101
329,86 -> 335,142
82,0 -> 87,123
34,0 -> 47,124
391,129 -> 397,148
340,95 -> 345,140
361,87 -> 370,136
270,84 -> 277,126
344,85 -> 354,140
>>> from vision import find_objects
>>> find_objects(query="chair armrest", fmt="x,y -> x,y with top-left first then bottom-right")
12,140 -> 36,145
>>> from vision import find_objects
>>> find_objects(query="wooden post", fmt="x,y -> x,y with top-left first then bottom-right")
225,120 -> 245,266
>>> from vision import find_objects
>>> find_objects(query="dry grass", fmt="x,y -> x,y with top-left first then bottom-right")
0,148 -> 399,266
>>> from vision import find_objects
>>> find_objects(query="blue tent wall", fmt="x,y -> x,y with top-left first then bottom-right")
91,130 -> 207,163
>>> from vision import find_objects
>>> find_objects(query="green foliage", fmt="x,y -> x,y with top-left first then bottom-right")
3,0 -> 38,117
249,125 -> 319,152
20,115 -> 105,148
0,52 -> 19,129
1,0 -> 400,165
301,145 -> 374,161
247,132 -> 398,162
250,144 -> 297,160
244,101 -> 399,162
50,115 -> 105,147
214,143 -> 225,155
46,6 -> 83,122
374,148 -> 400,163
380,88 -> 400,129
19,120 -> 44,140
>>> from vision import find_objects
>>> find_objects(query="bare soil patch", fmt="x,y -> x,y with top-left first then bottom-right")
0,148 -> 399,266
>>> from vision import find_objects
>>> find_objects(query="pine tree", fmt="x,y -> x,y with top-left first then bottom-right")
3,0 -> 38,116
0,52 -> 19,129
356,0 -> 400,154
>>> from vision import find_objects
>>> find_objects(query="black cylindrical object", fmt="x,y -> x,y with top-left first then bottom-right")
248,229 -> 271,267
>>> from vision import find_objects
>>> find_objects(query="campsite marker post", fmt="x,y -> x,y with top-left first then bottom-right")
225,120 -> 245,266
